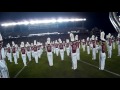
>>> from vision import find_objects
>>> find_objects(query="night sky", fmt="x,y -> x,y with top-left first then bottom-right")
0,12 -> 116,33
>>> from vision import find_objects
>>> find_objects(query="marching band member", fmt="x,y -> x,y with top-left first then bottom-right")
51,41 -> 54,53
55,40 -> 59,56
37,42 -> 41,59
16,44 -> 19,59
99,31 -> 106,70
46,38 -> 53,66
41,43 -> 43,54
75,35 -> 80,60
26,42 -> 31,61
34,40 -> 39,63
107,33 -> 112,58
112,36 -> 115,49
6,43 -> 12,62
0,33 -> 9,78
79,40 -> 81,49
63,41 -> 66,51
91,35 -> 96,60
95,36 -> 99,53
59,38 -> 64,61
12,41 -> 18,64
86,37 -> 90,55
39,42 -> 43,58
82,39 -> 86,52
117,33 -> 120,56
4,47 -> 7,58
106,35 -> 109,52
66,39 -> 70,56
31,43 -> 34,58
70,33 -> 77,70
90,38 -> 93,50
20,42 -> 27,66
52,41 -> 56,54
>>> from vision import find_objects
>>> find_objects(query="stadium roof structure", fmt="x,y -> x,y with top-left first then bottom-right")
1,18 -> 86,27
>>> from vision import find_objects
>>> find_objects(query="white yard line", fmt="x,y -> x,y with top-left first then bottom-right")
80,60 -> 120,77
14,59 -> 120,78
14,62 -> 30,78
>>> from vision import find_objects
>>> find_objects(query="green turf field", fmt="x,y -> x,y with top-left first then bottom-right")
6,45 -> 120,78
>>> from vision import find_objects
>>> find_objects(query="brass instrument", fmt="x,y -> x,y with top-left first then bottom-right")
109,12 -> 120,33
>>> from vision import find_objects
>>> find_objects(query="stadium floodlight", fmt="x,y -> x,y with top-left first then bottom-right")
42,20 -> 52,23
74,18 -> 81,21
9,23 -> 17,26
29,20 -> 37,24
57,18 -> 64,23
74,18 -> 85,21
17,22 -> 24,25
83,18 -> 86,21
51,19 -> 57,23
70,19 -> 75,22
62,19 -> 70,22
1,18 -> 86,27
1,23 -> 6,27
22,21 -> 29,25
36,20 -> 42,24
1,23 -> 16,27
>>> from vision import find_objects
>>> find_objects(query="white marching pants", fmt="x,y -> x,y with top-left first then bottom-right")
55,48 -> 59,56
87,46 -> 90,55
117,41 -> 119,45
83,45 -> 85,52
52,47 -> 54,52
40,49 -> 43,58
60,49 -> 64,60
90,44 -> 93,50
66,47 -> 70,56
92,48 -> 96,60
27,51 -> 31,61
21,54 -> 27,66
32,51 -> 35,58
16,51 -> 19,59
34,52 -> 38,63
108,46 -> 112,58
118,45 -> 120,56
64,47 -> 65,51
13,53 -> 18,64
37,50 -> 41,58
47,52 -> 53,66
99,53 -> 106,70
53,47 -> 56,54
76,48 -> 80,60
4,51 -> 7,58
0,60 -> 9,78
7,53 -> 12,62
96,45 -> 98,53
107,44 -> 109,51
71,53 -> 77,70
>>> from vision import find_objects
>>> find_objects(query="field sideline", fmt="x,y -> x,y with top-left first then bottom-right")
6,45 -> 120,78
